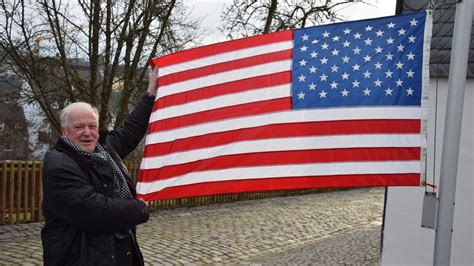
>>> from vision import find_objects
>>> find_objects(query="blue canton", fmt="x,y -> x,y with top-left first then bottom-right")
292,11 -> 427,109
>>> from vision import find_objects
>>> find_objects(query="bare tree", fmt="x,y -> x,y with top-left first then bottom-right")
0,0 -> 200,133
221,0 -> 367,39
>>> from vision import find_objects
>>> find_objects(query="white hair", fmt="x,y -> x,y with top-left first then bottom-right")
60,102 -> 99,127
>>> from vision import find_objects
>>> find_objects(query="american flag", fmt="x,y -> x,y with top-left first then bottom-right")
137,11 -> 432,201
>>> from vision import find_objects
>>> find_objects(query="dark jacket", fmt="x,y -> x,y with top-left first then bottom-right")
41,94 -> 154,265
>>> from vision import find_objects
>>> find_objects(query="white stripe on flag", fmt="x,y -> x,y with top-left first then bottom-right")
137,161 -> 421,194
159,40 -> 293,76
150,84 -> 291,122
145,106 -> 421,145
140,134 -> 421,170
157,60 -> 292,99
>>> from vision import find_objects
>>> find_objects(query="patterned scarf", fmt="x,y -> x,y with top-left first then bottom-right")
61,136 -> 132,238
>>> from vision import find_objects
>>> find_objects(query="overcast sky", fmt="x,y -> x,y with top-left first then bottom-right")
187,0 -> 397,45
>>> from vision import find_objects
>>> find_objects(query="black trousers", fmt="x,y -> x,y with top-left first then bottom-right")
115,236 -> 140,266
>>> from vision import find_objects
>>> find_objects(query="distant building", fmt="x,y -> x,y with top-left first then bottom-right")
0,71 -> 29,160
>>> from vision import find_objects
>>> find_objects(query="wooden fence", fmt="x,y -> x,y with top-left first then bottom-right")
1,160 -> 335,225
1,161 -> 43,225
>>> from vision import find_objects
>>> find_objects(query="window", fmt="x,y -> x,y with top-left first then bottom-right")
38,130 -> 51,143
4,139 -> 13,152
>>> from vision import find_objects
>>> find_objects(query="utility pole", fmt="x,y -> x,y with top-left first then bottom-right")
433,1 -> 473,265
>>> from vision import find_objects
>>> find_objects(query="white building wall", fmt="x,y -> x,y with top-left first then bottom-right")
20,82 -> 54,159
381,78 -> 473,265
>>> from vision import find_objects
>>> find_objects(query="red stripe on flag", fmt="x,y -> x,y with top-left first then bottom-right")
150,30 -> 293,68
144,120 -> 421,156
153,71 -> 291,111
139,147 -> 421,181
137,174 -> 420,201
158,50 -> 291,86
148,98 -> 291,132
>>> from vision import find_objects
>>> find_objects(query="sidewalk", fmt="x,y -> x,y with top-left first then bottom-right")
0,187 -> 384,265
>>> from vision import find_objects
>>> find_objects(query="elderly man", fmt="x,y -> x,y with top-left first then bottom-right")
41,67 -> 158,266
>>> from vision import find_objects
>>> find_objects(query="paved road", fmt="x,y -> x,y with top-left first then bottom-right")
0,187 -> 384,265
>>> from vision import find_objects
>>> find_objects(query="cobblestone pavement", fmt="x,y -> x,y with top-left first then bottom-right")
0,187 -> 384,265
